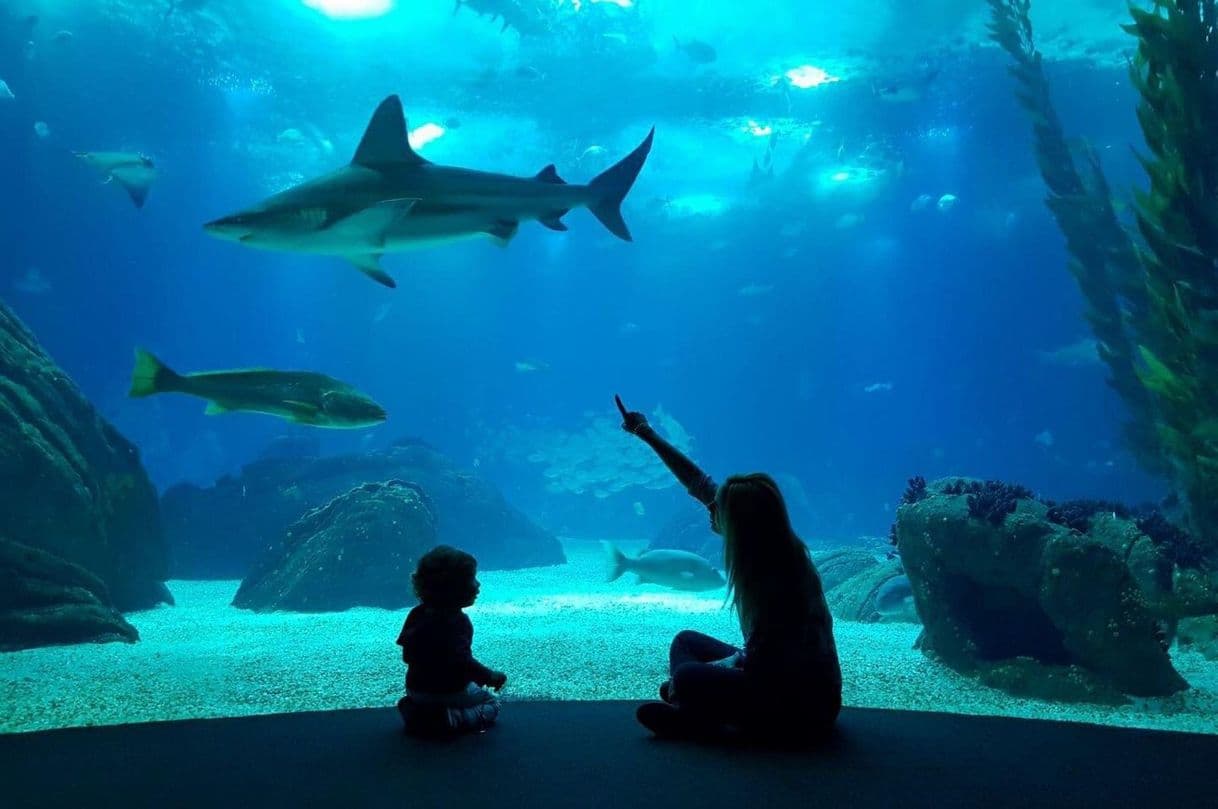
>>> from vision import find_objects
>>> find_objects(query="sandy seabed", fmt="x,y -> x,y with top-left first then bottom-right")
4,539 -> 1218,735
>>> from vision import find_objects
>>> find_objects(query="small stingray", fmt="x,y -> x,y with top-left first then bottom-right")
75,151 -> 157,208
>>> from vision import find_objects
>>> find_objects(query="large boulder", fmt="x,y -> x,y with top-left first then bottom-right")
0,538 -> 139,651
163,438 -> 564,579
0,301 -> 168,612
892,477 -> 1218,702
233,480 -> 437,612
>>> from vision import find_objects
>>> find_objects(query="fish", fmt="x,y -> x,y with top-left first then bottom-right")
1038,337 -> 1102,368
737,283 -> 773,297
74,151 -> 157,208
673,36 -> 717,64
0,79 -> 14,101
604,542 -> 725,592
863,382 -> 893,394
873,68 -> 940,103
453,0 -> 549,35
874,575 -> 915,618
127,348 -> 387,429
514,359 -> 549,373
204,95 -> 655,289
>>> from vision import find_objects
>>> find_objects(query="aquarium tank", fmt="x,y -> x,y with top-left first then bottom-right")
3,0 -> 1218,738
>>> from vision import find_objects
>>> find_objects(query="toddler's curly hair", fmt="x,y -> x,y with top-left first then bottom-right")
412,545 -> 478,608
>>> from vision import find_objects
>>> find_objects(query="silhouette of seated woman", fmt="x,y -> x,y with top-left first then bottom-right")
615,394 -> 842,742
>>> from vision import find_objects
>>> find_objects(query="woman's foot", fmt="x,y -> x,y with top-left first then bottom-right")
636,702 -> 693,738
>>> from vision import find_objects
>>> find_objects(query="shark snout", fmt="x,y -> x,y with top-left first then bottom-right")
203,214 -> 253,242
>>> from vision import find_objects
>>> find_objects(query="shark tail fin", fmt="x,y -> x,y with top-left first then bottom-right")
587,127 -> 654,242
129,348 -> 181,397
603,541 -> 630,583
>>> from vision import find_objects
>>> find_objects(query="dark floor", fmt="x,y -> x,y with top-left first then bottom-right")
1,702 -> 1214,808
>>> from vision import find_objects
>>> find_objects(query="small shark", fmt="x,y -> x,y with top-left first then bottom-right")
75,152 -> 157,208
205,95 -> 655,288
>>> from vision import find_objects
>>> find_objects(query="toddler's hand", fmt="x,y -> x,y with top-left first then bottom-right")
489,671 -> 508,691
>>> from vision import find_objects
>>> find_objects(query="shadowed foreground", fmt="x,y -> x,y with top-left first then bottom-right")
0,701 -> 1213,808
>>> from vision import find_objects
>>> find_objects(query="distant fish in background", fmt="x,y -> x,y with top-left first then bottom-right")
604,542 -> 725,592
13,267 -> 51,295
74,151 -> 157,208
514,359 -> 550,373
863,382 -> 893,394
673,36 -> 717,64
52,29 -> 73,45
0,79 -> 13,100
737,283 -> 773,297
873,68 -> 940,103
33,121 -> 49,138
162,0 -> 208,26
1038,337 -> 1103,368
1034,429 -> 1054,448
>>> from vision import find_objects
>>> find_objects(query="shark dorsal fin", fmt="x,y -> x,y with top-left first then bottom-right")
352,95 -> 426,167
535,164 -> 566,184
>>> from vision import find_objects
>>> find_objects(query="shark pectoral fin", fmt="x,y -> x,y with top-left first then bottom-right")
539,210 -> 569,231
204,401 -> 231,416
345,254 -> 396,288
326,199 -> 418,243
352,95 -> 428,167
535,165 -> 567,184
485,219 -> 519,246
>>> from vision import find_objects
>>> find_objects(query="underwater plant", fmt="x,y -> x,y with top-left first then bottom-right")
990,0 -> 1218,553
986,0 -> 1161,473
1123,0 -> 1218,550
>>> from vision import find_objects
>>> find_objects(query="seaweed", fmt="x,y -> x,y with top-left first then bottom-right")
1122,1 -> 1218,549
986,0 -> 1162,474
990,0 -> 1218,554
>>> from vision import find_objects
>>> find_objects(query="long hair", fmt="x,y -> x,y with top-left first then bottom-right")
716,473 -> 825,635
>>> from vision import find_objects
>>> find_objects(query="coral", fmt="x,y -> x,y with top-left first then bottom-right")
901,475 -> 927,505
937,478 -> 1034,526
1046,500 -> 1132,534
1136,511 -> 1209,570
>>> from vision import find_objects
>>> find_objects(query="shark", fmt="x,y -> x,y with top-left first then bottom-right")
204,94 -> 656,288
74,152 -> 157,208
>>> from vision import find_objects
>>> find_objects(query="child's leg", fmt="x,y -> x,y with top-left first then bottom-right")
446,684 -> 500,733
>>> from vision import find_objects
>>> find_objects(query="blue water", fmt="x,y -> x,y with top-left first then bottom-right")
0,0 -> 1159,542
